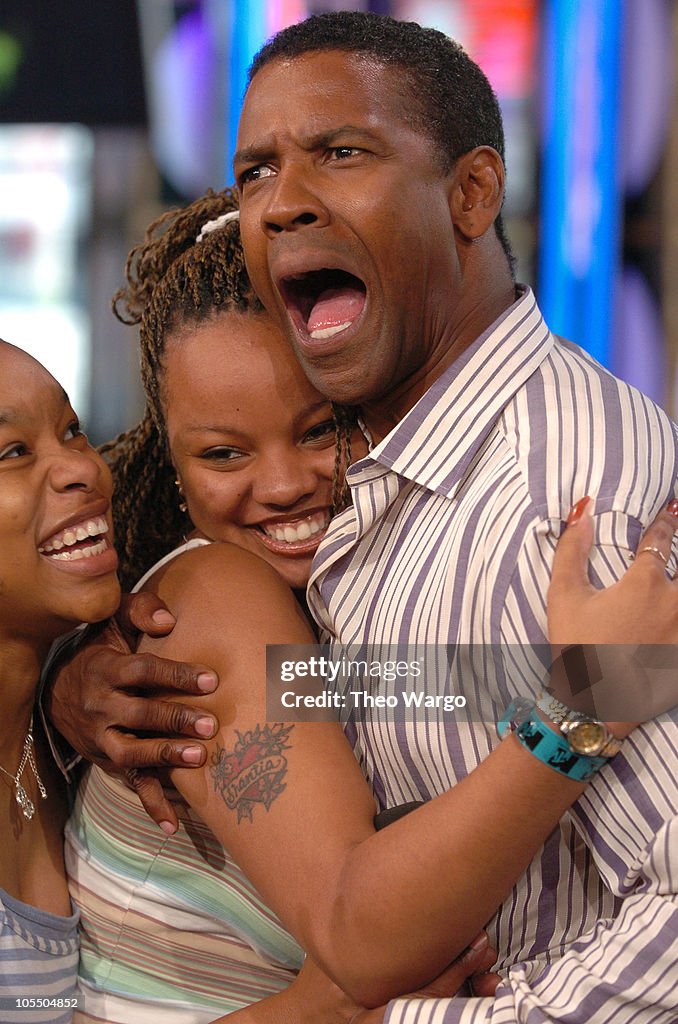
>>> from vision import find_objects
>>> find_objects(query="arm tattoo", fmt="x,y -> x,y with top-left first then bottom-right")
210,723 -> 294,823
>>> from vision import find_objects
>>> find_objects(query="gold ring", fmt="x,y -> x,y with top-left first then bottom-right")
637,545 -> 668,566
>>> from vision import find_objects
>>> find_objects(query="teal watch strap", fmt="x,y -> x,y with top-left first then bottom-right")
497,698 -> 607,781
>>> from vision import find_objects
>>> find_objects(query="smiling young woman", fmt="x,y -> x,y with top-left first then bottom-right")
0,340 -> 120,1022
162,312 -> 339,593
64,190 -> 370,1023
99,189 -> 358,597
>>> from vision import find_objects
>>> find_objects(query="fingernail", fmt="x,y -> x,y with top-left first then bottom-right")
197,672 -> 218,692
159,820 -> 176,835
152,609 -> 176,625
567,495 -> 592,526
462,937 -> 489,963
667,499 -> 678,518
194,717 -> 216,738
181,745 -> 204,763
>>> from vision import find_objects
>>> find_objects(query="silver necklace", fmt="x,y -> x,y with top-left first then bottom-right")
0,714 -> 48,821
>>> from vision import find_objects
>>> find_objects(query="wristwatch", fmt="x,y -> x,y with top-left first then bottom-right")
498,697 -> 607,781
537,694 -> 623,758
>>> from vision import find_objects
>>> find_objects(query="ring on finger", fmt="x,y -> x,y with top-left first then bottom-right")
636,545 -> 668,566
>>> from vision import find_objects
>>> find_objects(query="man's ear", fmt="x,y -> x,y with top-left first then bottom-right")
450,147 -> 505,241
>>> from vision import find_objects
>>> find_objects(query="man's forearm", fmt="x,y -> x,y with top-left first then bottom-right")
38,625 -> 90,781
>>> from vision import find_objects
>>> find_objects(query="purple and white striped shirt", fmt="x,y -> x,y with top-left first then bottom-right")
308,287 -> 678,1023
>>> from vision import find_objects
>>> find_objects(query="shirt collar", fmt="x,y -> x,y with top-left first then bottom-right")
351,286 -> 554,499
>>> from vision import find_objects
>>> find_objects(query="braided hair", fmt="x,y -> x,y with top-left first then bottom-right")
107,187 -> 355,589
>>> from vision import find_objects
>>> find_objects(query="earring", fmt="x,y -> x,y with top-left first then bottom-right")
174,478 -> 188,514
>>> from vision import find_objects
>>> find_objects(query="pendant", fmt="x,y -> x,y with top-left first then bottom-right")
15,781 -> 36,821
0,714 -> 47,822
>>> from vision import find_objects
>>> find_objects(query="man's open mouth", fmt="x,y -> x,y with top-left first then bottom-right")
279,269 -> 366,341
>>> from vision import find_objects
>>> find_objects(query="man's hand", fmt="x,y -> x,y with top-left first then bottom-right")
45,592 -> 218,832
214,956 -> 360,1023
220,935 -> 499,1024
116,589 -> 179,645
348,933 -> 500,1022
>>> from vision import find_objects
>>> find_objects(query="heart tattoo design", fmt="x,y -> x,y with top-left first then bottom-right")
210,723 -> 294,823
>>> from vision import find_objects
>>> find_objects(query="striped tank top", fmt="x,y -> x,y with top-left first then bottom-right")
66,539 -> 303,1023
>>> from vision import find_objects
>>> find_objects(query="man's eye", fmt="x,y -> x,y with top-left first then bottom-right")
240,165 -> 275,186
330,146 -> 361,160
0,442 -> 28,460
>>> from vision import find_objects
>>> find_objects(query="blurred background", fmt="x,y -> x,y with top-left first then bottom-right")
0,0 -> 675,443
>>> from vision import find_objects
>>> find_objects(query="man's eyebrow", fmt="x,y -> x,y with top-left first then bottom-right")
234,126 -> 380,166
233,144 -> 270,167
308,126 -> 382,150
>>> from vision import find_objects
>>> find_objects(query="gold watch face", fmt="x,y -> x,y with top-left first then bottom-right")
567,721 -> 606,755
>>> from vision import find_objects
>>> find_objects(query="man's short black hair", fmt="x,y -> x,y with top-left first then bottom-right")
247,11 -> 514,268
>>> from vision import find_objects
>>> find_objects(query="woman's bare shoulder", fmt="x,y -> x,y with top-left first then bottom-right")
140,541 -> 312,651
137,543 -> 314,723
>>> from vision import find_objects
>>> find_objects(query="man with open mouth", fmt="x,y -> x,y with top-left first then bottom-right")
231,12 -> 678,1024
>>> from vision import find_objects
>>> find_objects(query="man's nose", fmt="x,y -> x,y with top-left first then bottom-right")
262,164 -> 330,236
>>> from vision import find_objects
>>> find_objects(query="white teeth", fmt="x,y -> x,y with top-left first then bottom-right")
39,516 -> 109,554
262,513 -> 329,545
309,321 -> 352,340
49,538 -> 108,562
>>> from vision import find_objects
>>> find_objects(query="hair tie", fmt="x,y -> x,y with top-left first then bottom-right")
195,209 -> 239,243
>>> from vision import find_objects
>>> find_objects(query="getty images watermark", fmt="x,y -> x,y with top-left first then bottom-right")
266,643 -> 678,723
267,645 -> 470,721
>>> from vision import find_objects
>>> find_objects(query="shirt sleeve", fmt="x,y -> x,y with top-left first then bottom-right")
385,512 -> 678,1023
